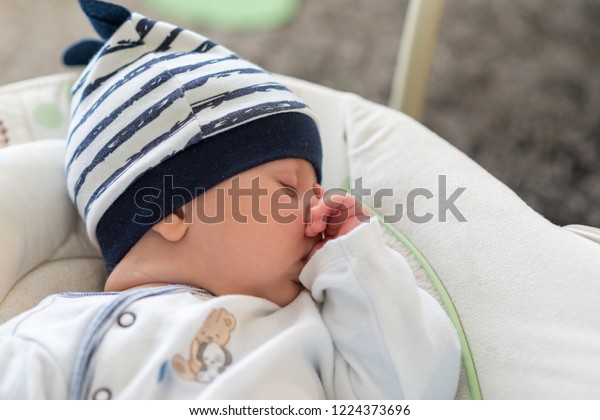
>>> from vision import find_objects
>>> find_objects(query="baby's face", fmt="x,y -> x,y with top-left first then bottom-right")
182,158 -> 321,306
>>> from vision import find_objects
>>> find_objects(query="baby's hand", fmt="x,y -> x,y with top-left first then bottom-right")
305,185 -> 370,258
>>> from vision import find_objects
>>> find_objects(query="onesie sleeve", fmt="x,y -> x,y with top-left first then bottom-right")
299,218 -> 461,400
0,334 -> 68,399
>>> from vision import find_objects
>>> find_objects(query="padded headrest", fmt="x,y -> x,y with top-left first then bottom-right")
0,141 -> 77,302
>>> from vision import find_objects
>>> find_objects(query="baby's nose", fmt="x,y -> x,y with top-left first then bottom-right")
302,184 -> 322,223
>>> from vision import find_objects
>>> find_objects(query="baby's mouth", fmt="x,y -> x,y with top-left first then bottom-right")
302,238 -> 324,263
300,251 -> 310,264
300,248 -> 312,265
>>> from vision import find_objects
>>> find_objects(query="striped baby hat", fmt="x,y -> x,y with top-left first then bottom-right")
64,0 -> 322,271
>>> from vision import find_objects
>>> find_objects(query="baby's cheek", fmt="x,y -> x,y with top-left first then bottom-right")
269,192 -> 298,223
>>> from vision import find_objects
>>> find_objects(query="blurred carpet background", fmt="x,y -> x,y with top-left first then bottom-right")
1,0 -> 598,226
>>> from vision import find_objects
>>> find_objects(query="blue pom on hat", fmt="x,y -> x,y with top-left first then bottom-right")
64,0 -> 322,271
63,39 -> 105,66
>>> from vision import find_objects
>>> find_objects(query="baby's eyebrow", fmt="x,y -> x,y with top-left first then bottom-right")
278,161 -> 300,178
277,161 -> 315,185
277,170 -> 298,185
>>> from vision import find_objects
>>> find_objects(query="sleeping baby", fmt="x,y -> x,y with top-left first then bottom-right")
0,0 -> 460,399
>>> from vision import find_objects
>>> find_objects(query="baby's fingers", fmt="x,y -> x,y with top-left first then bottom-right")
322,193 -> 368,238
304,195 -> 338,237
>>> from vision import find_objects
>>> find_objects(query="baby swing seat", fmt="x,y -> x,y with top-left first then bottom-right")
0,71 -> 599,399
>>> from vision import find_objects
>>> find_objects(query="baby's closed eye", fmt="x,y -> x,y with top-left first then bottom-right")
281,186 -> 298,197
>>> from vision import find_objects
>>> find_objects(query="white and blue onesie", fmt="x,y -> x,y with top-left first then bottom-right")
0,220 -> 461,399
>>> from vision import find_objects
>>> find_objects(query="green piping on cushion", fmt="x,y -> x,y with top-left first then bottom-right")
342,177 -> 482,400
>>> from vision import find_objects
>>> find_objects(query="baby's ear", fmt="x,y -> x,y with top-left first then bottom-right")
151,207 -> 188,242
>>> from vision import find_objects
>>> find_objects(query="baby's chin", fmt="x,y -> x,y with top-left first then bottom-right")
269,278 -> 305,307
